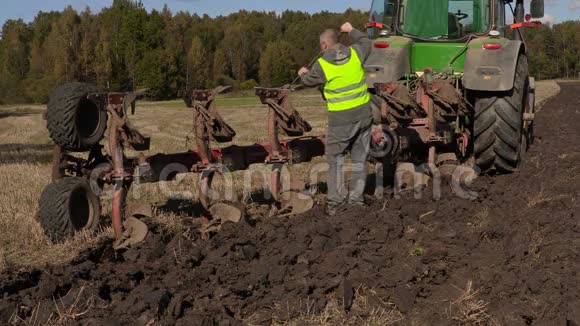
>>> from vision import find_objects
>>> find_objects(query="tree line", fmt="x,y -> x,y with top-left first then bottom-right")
523,22 -> 580,81
0,0 -> 578,104
0,0 -> 366,104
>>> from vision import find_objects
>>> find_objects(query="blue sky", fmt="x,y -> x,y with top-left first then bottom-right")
0,0 -> 578,28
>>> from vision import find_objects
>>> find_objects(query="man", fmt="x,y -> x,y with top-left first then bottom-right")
298,22 -> 373,216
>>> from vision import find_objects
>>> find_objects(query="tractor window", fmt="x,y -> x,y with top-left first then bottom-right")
399,0 -> 491,39
368,0 -> 396,38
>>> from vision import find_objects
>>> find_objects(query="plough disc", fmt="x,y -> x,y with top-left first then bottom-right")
277,190 -> 314,217
209,202 -> 244,223
113,216 -> 149,250
112,205 -> 152,250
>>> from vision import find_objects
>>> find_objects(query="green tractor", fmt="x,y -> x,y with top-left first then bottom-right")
365,0 -> 544,173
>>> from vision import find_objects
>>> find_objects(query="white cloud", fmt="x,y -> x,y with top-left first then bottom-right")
539,13 -> 556,25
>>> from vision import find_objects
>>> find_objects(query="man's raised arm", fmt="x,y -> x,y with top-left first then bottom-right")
342,22 -> 372,62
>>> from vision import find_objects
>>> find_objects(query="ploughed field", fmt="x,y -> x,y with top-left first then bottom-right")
0,81 -> 578,325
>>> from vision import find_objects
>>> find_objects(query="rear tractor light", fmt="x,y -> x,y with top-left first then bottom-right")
366,21 -> 384,29
374,42 -> 390,49
483,43 -> 502,50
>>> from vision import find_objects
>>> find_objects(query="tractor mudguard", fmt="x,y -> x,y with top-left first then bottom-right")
364,36 -> 412,87
463,39 -> 525,92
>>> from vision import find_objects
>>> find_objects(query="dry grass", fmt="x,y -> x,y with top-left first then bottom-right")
9,284 -> 107,326
527,188 -> 572,208
0,108 -> 112,273
245,287 -> 403,326
448,281 -> 497,326
468,207 -> 490,230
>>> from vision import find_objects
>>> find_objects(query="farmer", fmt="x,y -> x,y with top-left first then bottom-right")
298,22 -> 373,216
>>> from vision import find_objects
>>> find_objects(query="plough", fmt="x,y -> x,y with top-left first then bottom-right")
40,83 -> 326,243
39,67 -> 484,244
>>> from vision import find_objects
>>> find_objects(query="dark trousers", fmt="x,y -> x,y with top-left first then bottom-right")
326,119 -> 371,206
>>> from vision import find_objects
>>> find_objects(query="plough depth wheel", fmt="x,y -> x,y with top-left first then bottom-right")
46,83 -> 107,152
38,177 -> 101,242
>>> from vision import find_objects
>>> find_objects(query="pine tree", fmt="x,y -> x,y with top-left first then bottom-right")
79,8 -> 97,83
259,41 -> 295,87
0,19 -> 32,102
212,46 -> 230,86
187,37 -> 210,89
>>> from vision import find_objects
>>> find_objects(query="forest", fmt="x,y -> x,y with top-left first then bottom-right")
0,0 -> 578,104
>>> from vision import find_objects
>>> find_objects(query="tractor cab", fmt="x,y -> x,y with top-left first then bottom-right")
368,0 -> 545,41
368,0 -> 495,40
365,0 -> 545,77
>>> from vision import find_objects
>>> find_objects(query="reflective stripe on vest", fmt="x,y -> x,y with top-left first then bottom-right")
318,48 -> 370,112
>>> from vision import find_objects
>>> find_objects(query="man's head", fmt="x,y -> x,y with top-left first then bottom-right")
319,29 -> 338,52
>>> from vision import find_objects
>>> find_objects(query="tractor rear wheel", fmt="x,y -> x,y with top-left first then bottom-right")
38,177 -> 101,242
47,82 -> 107,152
474,55 -> 529,173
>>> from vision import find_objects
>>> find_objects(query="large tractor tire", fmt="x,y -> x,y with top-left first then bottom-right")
47,82 -> 107,152
474,55 -> 529,173
38,177 -> 101,242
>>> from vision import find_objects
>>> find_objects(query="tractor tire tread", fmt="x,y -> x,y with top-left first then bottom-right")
474,55 -> 528,173
46,82 -> 106,152
38,177 -> 100,242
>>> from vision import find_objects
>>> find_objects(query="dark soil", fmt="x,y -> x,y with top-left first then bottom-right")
2,83 -> 579,325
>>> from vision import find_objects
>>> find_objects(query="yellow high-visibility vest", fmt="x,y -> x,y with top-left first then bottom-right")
318,48 -> 370,112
